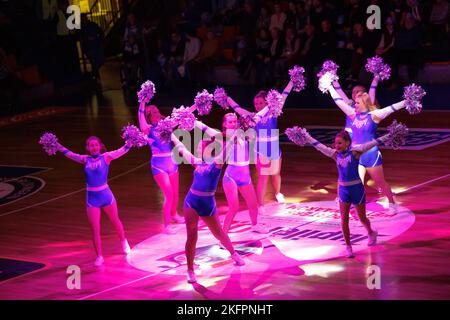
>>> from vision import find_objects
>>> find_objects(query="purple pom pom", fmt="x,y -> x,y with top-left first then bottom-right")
285,126 -> 309,146
239,113 -> 257,130
213,87 -> 229,110
39,132 -> 59,156
365,56 -> 391,81
171,106 -> 196,131
317,60 -> 339,79
266,89 -> 284,118
154,117 -> 177,144
289,65 -> 306,92
121,124 -> 148,148
137,80 -> 156,104
403,83 -> 426,115
385,120 -> 409,150
194,90 -> 213,115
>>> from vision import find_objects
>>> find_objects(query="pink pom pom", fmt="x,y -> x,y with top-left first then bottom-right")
154,117 -> 177,144
213,87 -> 229,110
289,65 -> 306,92
194,90 -> 213,115
137,80 -> 156,104
385,120 -> 409,149
121,124 -> 148,148
403,83 -> 426,114
266,90 -> 283,118
285,126 -> 309,146
171,106 -> 196,131
365,56 -> 391,81
317,60 -> 339,79
39,132 -> 59,156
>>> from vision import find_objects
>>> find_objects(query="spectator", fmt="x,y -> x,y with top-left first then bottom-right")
309,0 -> 333,28
256,5 -> 271,30
269,2 -> 287,32
123,13 -> 140,47
299,24 -> 320,87
295,1 -> 309,31
346,22 -> 369,82
80,15 -> 104,80
182,31 -> 202,82
275,26 -> 301,83
238,2 -> 257,40
317,19 -> 337,62
190,30 -> 220,87
376,17 -> 397,87
122,33 -> 142,88
162,31 -> 185,83
428,0 -> 449,42
395,13 -> 424,81
401,0 -> 424,26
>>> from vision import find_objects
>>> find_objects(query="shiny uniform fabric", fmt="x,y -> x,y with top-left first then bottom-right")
84,154 -> 115,208
223,138 -> 252,187
184,163 -> 222,217
336,150 -> 365,204
255,116 -> 281,160
148,125 -> 178,176
350,112 -> 382,168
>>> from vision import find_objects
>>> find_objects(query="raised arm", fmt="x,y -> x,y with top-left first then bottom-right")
332,80 -> 351,103
304,133 -> 337,159
370,100 -> 406,123
195,120 -> 222,139
328,86 -> 356,118
369,75 -> 379,103
226,96 -> 252,117
281,80 -> 294,105
171,133 -> 201,165
104,144 -> 131,164
138,101 -> 151,134
58,144 -> 87,164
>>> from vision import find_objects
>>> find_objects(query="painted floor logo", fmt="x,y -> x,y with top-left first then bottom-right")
0,166 -> 49,206
127,201 -> 415,275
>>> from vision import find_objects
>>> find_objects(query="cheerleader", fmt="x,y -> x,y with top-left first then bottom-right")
326,84 -> 408,211
195,107 -> 271,235
138,102 -> 184,233
224,81 -> 293,209
170,132 -> 245,283
288,128 -> 402,257
56,136 -> 132,267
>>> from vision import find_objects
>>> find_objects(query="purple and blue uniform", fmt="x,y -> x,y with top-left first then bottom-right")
344,102 -> 355,136
223,138 -> 252,187
84,154 -> 116,208
148,125 -> 178,176
255,116 -> 282,160
184,162 -> 222,216
335,149 -> 365,205
350,111 -> 382,168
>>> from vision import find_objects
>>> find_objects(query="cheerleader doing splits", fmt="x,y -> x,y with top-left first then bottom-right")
171,132 -> 245,283
138,102 -> 184,233
292,128 -> 399,257
56,137 -> 131,267
225,81 -> 294,208
195,108 -> 271,235
327,85 -> 408,211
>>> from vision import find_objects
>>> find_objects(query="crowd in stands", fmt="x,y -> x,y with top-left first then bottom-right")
122,0 -> 450,90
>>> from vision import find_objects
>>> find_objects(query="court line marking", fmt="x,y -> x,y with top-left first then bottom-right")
76,172 -> 450,300
0,161 -> 149,218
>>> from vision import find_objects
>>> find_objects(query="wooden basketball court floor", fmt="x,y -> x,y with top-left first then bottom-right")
0,93 -> 449,300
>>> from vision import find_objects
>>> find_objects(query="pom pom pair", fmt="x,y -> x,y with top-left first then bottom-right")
195,90 -> 213,115
171,106 -> 196,131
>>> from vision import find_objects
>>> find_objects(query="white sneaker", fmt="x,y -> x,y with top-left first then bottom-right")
171,214 -> 185,224
345,246 -> 355,258
389,203 -> 399,213
367,230 -> 378,246
251,223 -> 270,234
94,255 -> 104,267
121,239 -> 131,254
187,270 -> 197,283
231,252 -> 245,266
163,225 -> 178,234
275,193 -> 286,203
